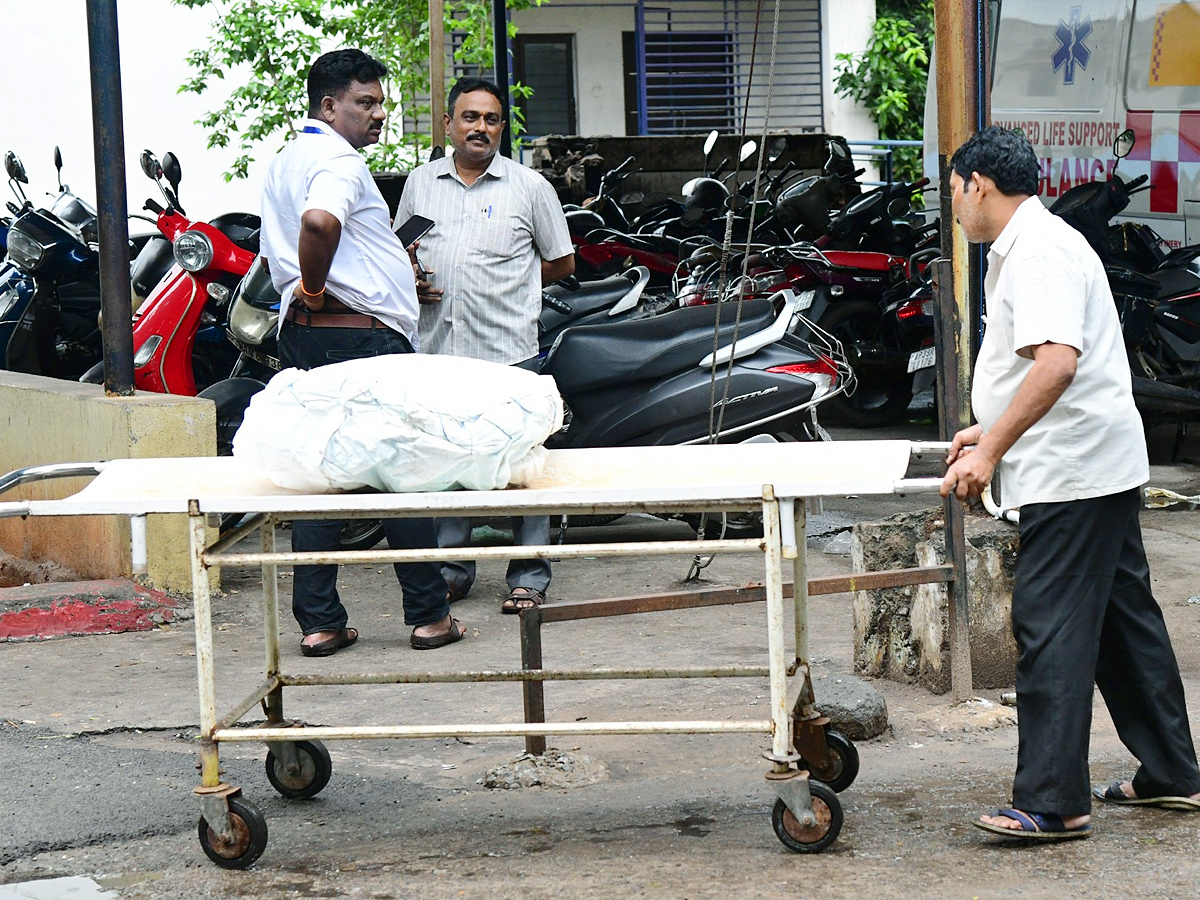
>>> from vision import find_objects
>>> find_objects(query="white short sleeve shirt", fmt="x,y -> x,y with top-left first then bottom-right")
259,119 -> 420,343
971,196 -> 1148,507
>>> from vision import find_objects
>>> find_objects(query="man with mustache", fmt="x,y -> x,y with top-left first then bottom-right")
397,76 -> 574,614
260,49 -> 464,655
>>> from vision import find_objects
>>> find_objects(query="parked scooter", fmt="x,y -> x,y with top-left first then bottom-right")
543,288 -> 848,449
79,150 -> 259,394
0,148 -> 105,379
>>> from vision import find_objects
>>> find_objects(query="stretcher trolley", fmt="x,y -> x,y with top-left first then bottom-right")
0,440 -> 950,867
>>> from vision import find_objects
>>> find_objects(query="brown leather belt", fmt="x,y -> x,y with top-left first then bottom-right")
284,302 -> 385,330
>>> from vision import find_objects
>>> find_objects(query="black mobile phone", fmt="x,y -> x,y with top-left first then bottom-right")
395,214 -> 435,249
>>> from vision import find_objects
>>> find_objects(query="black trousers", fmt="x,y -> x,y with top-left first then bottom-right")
278,318 -> 450,632
1011,488 -> 1200,815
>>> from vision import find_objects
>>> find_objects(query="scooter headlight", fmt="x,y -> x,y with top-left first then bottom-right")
173,230 -> 213,272
6,225 -> 47,271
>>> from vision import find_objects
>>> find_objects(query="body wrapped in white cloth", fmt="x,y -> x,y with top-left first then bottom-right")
232,354 -> 564,493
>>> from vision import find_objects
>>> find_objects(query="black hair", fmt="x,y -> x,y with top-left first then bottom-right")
306,49 -> 388,114
447,77 -> 507,120
949,125 -> 1039,197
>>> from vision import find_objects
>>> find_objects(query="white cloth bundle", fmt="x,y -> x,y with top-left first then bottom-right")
232,354 -> 564,493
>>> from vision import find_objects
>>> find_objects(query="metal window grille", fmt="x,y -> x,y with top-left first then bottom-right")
635,0 -> 823,135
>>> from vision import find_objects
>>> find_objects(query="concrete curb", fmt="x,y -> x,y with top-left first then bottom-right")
0,579 -> 184,641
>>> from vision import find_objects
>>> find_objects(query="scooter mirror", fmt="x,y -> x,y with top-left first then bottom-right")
1114,128 -> 1136,159
739,141 -> 757,163
829,141 -> 848,159
162,152 -> 183,192
54,146 -> 62,171
139,149 -> 162,181
4,151 -> 26,184
767,137 -> 787,164
726,194 -> 750,213
619,190 -> 645,206
703,130 -> 719,157
429,145 -> 446,161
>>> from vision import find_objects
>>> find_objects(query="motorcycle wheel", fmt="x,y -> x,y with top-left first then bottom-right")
818,300 -> 913,428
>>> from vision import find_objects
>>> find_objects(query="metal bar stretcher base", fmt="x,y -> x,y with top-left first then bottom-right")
0,441 -> 949,867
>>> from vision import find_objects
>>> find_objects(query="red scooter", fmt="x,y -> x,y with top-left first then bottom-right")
81,150 -> 259,394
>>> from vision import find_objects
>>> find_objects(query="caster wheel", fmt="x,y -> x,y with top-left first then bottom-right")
266,739 -> 332,799
800,729 -> 859,793
198,795 -> 268,869
772,780 -> 843,853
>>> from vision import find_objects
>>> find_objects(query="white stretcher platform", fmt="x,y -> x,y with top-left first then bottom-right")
0,440 -> 948,866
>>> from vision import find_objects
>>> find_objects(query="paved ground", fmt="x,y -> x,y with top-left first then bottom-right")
2,416 -> 1200,899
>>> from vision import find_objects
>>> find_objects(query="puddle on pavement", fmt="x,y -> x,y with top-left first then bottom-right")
95,873 -> 164,890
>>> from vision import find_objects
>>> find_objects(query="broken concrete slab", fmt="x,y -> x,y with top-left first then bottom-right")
0,579 -> 184,641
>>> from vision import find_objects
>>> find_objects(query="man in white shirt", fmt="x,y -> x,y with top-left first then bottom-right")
941,125 -> 1200,841
260,49 -> 464,654
397,77 -> 574,614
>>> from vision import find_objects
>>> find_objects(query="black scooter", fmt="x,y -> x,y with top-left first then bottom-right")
543,288 -> 848,449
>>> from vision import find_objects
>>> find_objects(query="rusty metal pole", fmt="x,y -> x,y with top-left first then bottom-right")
492,0 -> 513,158
429,0 -> 446,150
86,0 -> 135,395
933,0 -> 986,701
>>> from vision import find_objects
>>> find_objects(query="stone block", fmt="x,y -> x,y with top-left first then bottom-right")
851,508 -> 1019,694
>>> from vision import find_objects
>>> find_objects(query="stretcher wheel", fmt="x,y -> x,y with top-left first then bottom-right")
800,729 -> 859,793
198,795 -> 268,869
772,780 -> 842,853
266,739 -> 332,799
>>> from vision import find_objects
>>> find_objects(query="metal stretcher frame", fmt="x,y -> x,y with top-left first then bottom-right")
0,440 -> 950,864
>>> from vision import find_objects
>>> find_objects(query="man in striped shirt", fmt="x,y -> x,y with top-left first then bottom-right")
397,77 -> 574,613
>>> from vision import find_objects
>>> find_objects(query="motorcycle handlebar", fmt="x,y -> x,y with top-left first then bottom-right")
144,198 -> 165,215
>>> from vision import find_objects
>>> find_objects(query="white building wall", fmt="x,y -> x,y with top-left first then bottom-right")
821,0 -> 879,143
1,0 -> 275,220
512,4 -> 636,136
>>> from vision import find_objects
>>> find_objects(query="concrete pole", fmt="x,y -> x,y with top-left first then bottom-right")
429,0 -> 446,150
932,0 -> 987,701
86,0 -> 135,396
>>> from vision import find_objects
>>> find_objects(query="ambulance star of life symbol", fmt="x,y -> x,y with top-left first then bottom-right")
1052,6 -> 1093,85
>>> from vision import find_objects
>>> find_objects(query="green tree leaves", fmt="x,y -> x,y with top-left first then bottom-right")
833,0 -> 932,182
175,0 -> 542,179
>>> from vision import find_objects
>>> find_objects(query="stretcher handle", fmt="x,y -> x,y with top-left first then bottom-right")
0,462 -> 107,498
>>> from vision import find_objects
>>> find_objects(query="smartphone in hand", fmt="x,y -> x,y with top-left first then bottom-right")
395,214 -> 435,249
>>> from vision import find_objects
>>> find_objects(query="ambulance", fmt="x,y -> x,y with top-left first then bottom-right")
926,0 -> 1200,246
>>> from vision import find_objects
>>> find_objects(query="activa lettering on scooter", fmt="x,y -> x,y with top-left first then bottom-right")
712,385 -> 780,408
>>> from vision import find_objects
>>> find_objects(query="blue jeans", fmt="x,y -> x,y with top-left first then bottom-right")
279,318 -> 450,632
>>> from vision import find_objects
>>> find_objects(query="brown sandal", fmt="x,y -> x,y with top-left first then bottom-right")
501,587 -> 545,614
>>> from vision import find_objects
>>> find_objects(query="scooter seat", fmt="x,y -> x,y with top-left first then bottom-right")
545,298 -> 776,393
541,272 -> 640,324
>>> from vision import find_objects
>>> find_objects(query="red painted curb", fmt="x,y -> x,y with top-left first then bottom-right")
0,579 -> 181,641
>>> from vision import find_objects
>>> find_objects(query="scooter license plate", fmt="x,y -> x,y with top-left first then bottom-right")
796,290 -> 815,311
907,346 -> 936,373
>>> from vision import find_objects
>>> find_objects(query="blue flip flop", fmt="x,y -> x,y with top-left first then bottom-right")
1093,781 -> 1200,811
973,808 -> 1093,841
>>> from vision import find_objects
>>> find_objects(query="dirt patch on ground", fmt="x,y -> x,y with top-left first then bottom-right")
479,748 -> 610,789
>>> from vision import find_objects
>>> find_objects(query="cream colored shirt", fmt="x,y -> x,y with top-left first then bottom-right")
971,196 -> 1148,507
397,152 -> 573,364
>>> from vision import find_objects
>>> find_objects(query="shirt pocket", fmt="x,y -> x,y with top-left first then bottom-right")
476,207 -> 523,260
